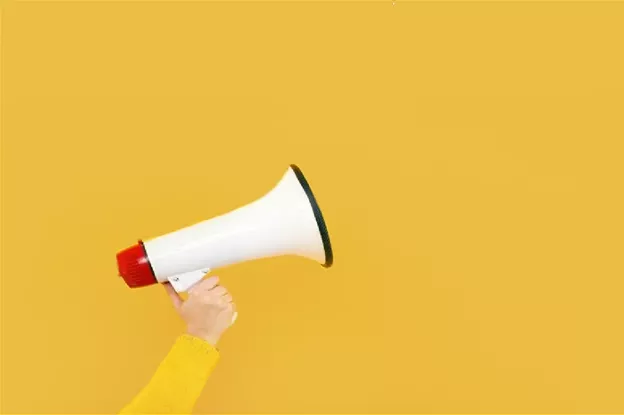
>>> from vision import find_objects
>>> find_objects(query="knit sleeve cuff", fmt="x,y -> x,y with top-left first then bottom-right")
173,333 -> 220,357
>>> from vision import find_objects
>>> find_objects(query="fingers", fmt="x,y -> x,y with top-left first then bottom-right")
188,276 -> 220,294
209,286 -> 228,297
187,275 -> 236,311
188,276 -> 231,299
163,282 -> 183,310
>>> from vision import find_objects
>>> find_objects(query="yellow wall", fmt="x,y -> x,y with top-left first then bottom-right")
2,1 -> 624,413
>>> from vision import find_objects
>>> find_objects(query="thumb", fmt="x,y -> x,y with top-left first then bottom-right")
163,282 -> 184,310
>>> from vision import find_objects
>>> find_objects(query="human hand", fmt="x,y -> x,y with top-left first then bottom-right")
164,276 -> 237,347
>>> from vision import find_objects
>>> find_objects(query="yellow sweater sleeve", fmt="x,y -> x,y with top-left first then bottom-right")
120,334 -> 220,414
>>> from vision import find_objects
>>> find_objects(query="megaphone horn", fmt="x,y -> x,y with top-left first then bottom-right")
116,164 -> 333,292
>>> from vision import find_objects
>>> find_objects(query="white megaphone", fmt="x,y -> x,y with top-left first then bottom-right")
116,164 -> 333,293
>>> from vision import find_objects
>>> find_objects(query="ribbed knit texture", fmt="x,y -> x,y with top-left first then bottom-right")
119,334 -> 220,414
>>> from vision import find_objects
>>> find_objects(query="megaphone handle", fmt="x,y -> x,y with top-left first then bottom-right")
167,269 -> 238,324
167,269 -> 210,293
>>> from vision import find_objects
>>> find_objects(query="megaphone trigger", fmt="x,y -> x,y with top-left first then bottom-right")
167,269 -> 211,293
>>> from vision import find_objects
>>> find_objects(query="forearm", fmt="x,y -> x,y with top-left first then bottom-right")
120,334 -> 220,414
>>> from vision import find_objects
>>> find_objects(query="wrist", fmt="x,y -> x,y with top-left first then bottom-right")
186,327 -> 220,347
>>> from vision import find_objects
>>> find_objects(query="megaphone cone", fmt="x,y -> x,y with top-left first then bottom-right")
116,164 -> 333,292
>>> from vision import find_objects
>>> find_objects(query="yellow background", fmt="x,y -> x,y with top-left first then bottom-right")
1,0 -> 624,413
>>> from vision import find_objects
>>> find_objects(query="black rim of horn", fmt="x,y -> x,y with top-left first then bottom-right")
289,164 -> 334,268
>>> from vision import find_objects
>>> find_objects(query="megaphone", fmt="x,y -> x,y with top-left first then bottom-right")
116,164 -> 333,293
